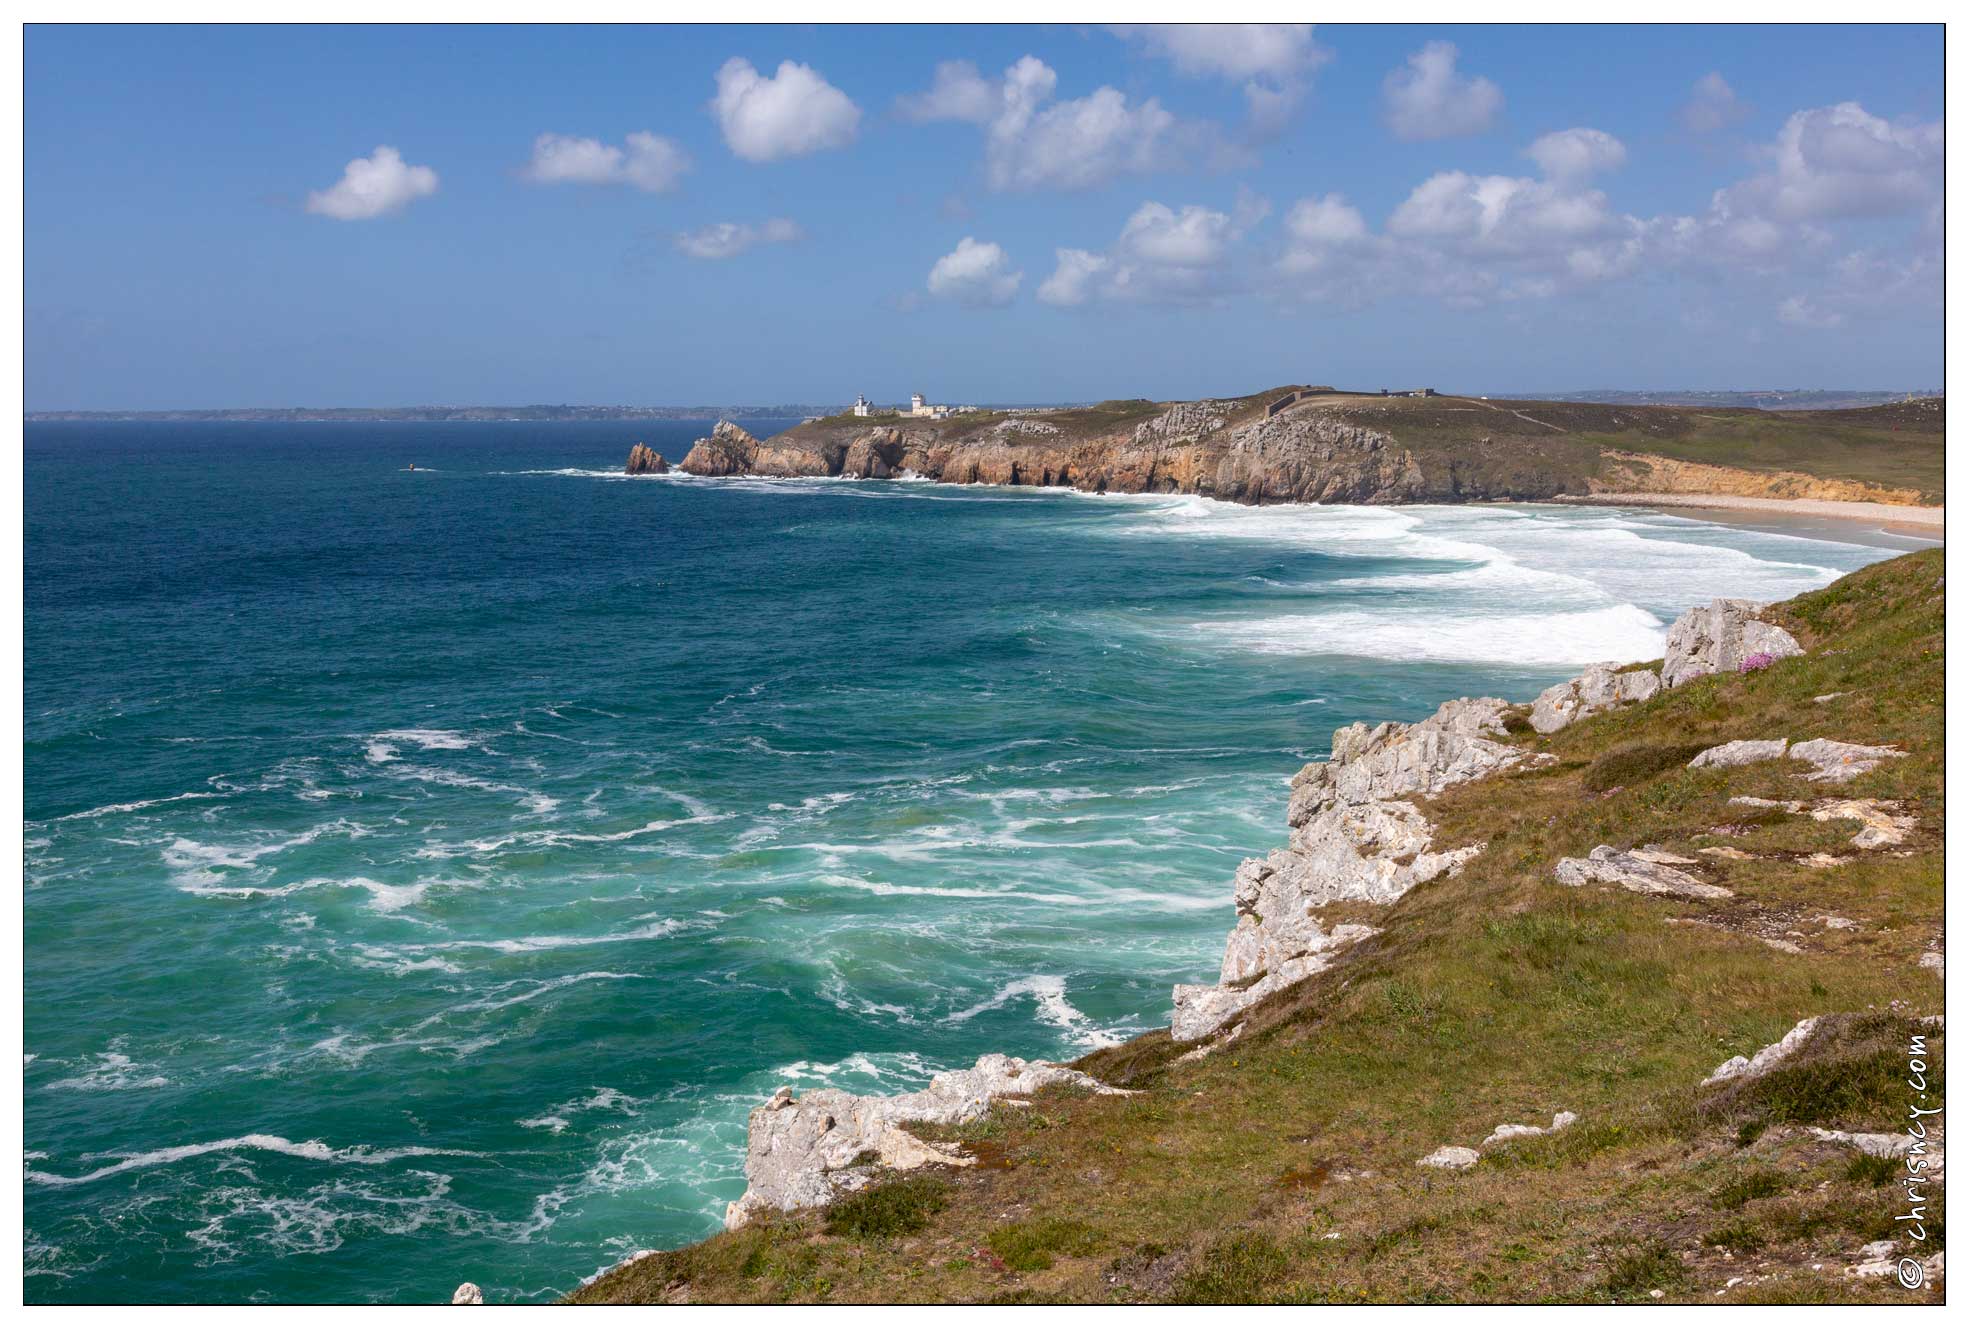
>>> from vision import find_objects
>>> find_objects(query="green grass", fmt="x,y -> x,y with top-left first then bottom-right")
1172,1232 -> 1292,1303
823,1176 -> 951,1239
1581,741 -> 1712,791
574,550 -> 1943,1307
1576,411 -> 1944,501
986,1217 -> 1104,1271
1711,1169 -> 1790,1210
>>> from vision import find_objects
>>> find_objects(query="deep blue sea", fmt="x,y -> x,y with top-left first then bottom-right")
22,420 -> 1924,1303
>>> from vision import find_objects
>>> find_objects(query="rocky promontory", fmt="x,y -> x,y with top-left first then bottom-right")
575,550 -> 1942,1306
713,593 -> 1819,1225
663,389 -> 1942,509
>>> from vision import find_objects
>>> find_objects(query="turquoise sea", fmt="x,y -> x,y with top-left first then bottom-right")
23,420 -> 1925,1303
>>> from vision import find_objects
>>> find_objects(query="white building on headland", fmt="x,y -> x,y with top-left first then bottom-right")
847,390 -> 968,420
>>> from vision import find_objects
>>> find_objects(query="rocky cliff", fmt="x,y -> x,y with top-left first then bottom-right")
676,397 -> 1536,505
573,551 -> 1942,1306
668,391 -> 1941,508
703,595 -> 1814,1229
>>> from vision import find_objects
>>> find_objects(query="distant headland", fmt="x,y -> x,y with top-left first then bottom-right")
21,388 -> 1940,423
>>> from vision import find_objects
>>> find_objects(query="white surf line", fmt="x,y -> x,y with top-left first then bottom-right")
25,1134 -> 483,1188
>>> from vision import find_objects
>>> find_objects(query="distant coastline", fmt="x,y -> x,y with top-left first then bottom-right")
21,388 -> 1938,423
22,405 -> 835,424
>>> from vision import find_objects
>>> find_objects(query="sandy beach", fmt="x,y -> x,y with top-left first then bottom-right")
1559,491 -> 1943,533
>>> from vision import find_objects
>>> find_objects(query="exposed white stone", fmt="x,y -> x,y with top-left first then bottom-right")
1662,599 -> 1804,688
451,1283 -> 484,1305
1702,1015 -> 1822,1086
1810,799 -> 1916,848
1554,845 -> 1733,900
1730,795 -> 1915,849
1812,1125 -> 1944,1181
1531,663 -> 1661,734
1174,695 -> 1509,1042
724,1054 -> 1129,1228
1849,1246 -> 1943,1282
1174,923 -> 1378,1041
1789,738 -> 1906,783
1481,1110 -> 1579,1149
1689,738 -> 1791,769
1417,1145 -> 1479,1170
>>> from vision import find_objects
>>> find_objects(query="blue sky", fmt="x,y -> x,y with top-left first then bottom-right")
25,23 -> 1943,409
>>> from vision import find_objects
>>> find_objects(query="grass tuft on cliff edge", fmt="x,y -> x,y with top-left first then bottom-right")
574,549 -> 1943,1305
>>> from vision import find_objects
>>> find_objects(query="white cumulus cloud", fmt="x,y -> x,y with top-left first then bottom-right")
896,60 -> 1001,124
674,218 -> 804,260
927,237 -> 1023,307
711,57 -> 861,162
1271,99 -> 1940,327
1718,101 -> 1942,222
522,131 -> 689,192
1111,23 -> 1330,137
1525,128 -> 1627,180
1112,23 -> 1323,83
305,145 -> 438,221
900,54 -> 1232,192
1382,41 -> 1503,141
1038,199 -> 1255,307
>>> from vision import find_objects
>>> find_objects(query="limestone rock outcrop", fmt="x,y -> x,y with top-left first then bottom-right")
1209,413 -> 1426,505
1171,697 -> 1515,1042
1691,739 -> 1904,783
1133,400 -> 1227,446
1554,845 -> 1733,900
1788,738 -> 1905,783
451,1283 -> 484,1305
1530,662 -> 1661,733
724,1054 -> 1127,1229
1418,1145 -> 1480,1170
1482,1111 -> 1578,1150
625,443 -> 669,475
1662,599 -> 1803,687
1690,738 -> 1791,769
1702,1015 -> 1822,1086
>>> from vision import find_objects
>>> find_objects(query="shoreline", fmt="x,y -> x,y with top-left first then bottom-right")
1553,491 -> 1942,533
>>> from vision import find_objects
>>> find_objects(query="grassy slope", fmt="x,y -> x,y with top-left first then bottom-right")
577,550 -> 1943,1305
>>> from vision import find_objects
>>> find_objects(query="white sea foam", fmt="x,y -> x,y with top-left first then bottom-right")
1103,496 -> 1865,668
413,971 -> 636,1024
943,975 -> 1122,1049
25,1134 -> 481,1188
1195,601 -> 1667,667
163,820 -> 368,893
387,918 -> 692,956
372,728 -> 474,751
41,791 -> 223,824
46,1052 -> 169,1093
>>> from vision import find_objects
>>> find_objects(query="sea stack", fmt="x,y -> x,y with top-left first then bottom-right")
625,443 -> 669,475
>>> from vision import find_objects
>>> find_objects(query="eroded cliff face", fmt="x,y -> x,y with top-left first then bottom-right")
1590,450 -> 1926,505
676,402 -> 1446,505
